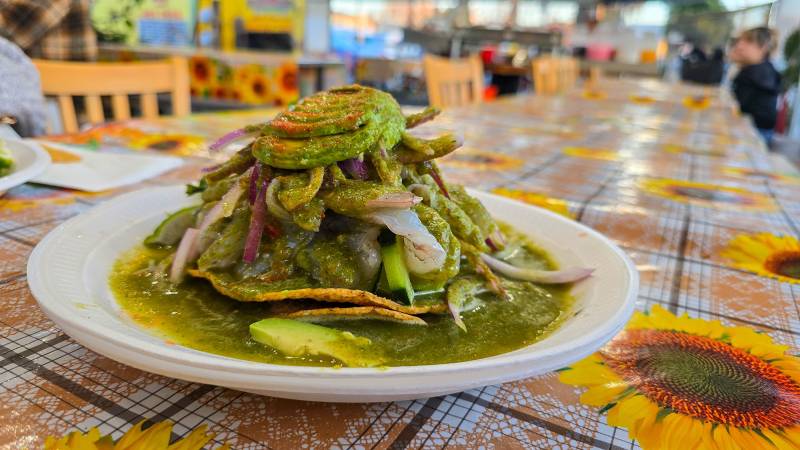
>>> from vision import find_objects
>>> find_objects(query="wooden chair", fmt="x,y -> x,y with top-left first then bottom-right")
531,56 -> 558,95
556,57 -> 579,92
586,66 -> 603,91
34,57 -> 190,133
423,54 -> 484,108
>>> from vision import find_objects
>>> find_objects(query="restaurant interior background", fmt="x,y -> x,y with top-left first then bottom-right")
55,0 -> 800,165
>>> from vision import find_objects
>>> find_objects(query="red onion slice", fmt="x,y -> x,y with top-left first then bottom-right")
243,179 -> 268,263
485,229 -> 506,252
427,167 -> 450,198
480,253 -> 594,284
220,176 -> 247,218
201,163 -> 222,173
363,208 -> 446,275
169,228 -> 199,283
209,128 -> 257,153
249,162 -> 262,205
338,157 -> 369,180
448,301 -> 467,332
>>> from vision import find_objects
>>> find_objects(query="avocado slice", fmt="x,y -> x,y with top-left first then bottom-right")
144,206 -> 198,247
378,232 -> 415,304
249,318 -> 384,367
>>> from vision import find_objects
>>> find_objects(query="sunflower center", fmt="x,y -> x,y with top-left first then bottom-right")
765,251 -> 800,280
638,347 -> 769,409
602,329 -> 800,428
253,79 -> 266,96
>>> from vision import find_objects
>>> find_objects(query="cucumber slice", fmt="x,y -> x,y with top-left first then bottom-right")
0,140 -> 12,170
249,318 -> 383,367
379,234 -> 415,304
144,206 -> 199,247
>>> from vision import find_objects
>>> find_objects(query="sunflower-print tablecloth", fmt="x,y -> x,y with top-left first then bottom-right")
3,78 -> 800,449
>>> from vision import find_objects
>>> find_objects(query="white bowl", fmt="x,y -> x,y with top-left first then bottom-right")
28,186 -> 637,402
0,139 -> 51,196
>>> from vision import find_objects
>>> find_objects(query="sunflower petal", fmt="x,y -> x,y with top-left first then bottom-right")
761,429 -> 799,450
579,384 -> 628,406
558,360 -> 620,386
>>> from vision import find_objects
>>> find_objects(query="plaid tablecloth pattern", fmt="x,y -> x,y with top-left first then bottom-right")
1,79 -> 797,449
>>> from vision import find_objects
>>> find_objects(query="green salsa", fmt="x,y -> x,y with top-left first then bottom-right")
110,225 -> 572,367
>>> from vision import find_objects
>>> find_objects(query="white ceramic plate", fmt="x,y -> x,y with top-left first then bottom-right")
0,139 -> 51,196
28,186 -> 637,402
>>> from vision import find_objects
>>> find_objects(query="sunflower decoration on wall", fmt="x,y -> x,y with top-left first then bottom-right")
492,187 -> 574,218
44,419 -> 229,449
439,147 -> 523,170
682,95 -> 712,110
274,61 -> 300,106
189,56 -> 217,98
233,64 -> 275,105
127,133 -> 205,156
640,178 -> 777,212
722,233 -> 800,284
562,146 -> 620,162
560,305 -> 800,450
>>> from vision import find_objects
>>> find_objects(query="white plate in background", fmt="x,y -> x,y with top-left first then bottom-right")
0,139 -> 51,196
31,141 -> 182,192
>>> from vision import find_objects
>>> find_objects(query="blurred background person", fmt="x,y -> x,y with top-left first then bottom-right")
682,45 -> 726,85
0,36 -> 47,136
0,0 -> 97,61
730,27 -> 781,146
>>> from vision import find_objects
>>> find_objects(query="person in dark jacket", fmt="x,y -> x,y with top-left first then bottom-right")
730,27 -> 781,146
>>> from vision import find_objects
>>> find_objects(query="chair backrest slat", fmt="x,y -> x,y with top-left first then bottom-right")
532,57 -> 558,95
141,93 -> 159,120
35,57 -> 189,132
85,95 -> 104,123
56,95 -> 78,134
533,56 -> 580,95
423,55 -> 484,108
111,94 -> 131,121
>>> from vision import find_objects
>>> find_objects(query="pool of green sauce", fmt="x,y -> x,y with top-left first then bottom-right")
110,227 -> 572,367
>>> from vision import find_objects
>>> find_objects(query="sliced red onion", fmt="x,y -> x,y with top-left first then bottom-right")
448,301 -> 467,332
243,178 -> 268,263
485,229 -> 506,252
169,228 -> 199,283
191,183 -> 240,257
480,253 -> 594,284
208,128 -> 258,153
365,192 -> 422,209
197,202 -> 223,234
266,178 -> 292,221
338,157 -> 369,180
363,208 -> 446,275
220,174 -> 247,218
249,162 -> 262,205
201,163 -> 222,173
427,167 -> 450,198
